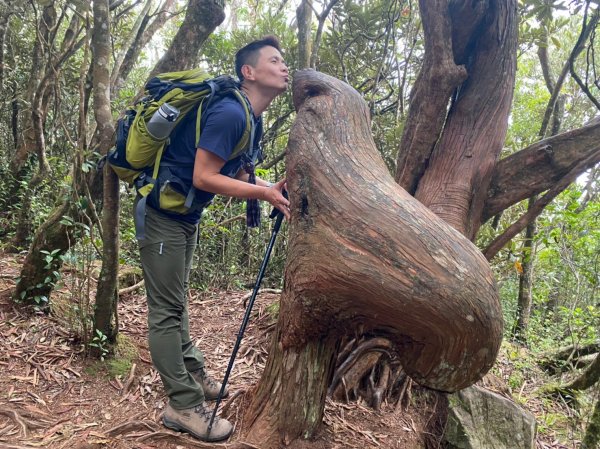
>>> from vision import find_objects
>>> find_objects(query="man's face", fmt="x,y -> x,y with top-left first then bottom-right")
246,46 -> 289,94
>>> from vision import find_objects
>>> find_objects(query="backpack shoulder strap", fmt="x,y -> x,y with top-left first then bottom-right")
230,89 -> 255,160
194,87 -> 255,161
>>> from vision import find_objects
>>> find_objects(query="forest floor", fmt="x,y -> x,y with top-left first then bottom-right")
0,252 -> 578,449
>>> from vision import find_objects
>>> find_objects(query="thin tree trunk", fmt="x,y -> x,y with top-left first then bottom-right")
582,396 -> 600,449
310,0 -> 339,69
0,2 -> 12,86
109,0 -> 153,93
513,34 -> 564,344
10,3 -> 54,175
5,3 -> 55,223
296,0 -> 312,69
150,0 -> 225,76
512,196 -> 536,343
10,6 -> 85,249
92,0 -> 119,342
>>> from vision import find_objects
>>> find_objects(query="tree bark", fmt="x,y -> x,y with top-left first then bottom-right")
582,396 -> 600,449
14,202 -> 75,305
91,0 -> 119,343
243,69 -> 502,448
296,0 -> 312,69
394,0 -> 467,195
512,196 -> 535,344
482,120 -> 600,223
413,0 -> 518,239
150,0 -> 225,76
10,3 -> 55,176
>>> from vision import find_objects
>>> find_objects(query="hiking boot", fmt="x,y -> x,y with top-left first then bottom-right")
162,402 -> 233,442
192,367 -> 228,401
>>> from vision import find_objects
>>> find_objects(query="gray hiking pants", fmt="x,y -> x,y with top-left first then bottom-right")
136,202 -> 205,409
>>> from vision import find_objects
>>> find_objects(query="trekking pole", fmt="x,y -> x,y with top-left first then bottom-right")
207,195 -> 287,437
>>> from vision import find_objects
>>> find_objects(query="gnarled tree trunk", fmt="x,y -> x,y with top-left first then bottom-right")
242,69 -> 503,448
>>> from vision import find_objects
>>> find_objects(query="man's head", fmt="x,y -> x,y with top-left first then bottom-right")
235,35 -> 288,94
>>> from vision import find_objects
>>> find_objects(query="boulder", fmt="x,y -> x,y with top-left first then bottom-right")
444,385 -> 536,449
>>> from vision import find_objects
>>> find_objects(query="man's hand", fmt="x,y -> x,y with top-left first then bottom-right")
262,178 -> 290,219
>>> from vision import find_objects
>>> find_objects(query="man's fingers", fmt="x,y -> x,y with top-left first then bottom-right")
279,205 -> 290,219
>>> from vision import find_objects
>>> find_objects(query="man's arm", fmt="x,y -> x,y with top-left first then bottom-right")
193,148 -> 290,218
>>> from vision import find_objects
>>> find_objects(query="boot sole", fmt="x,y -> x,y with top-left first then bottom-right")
204,390 -> 229,402
163,416 -> 233,443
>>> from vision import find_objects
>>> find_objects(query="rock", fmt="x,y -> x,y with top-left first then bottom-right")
444,385 -> 536,449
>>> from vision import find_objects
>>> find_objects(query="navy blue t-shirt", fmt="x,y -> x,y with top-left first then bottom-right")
149,96 -> 262,224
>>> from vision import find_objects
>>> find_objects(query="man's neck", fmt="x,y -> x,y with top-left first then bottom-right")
240,84 -> 277,117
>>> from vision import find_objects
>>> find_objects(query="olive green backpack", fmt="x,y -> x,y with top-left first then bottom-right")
107,69 -> 255,238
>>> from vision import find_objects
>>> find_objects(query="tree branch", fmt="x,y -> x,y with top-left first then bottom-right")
109,0 -> 153,92
483,120 -> 600,221
483,151 -> 600,260
569,4 -> 600,110
309,0 -> 340,68
394,0 -> 467,194
117,0 -> 177,87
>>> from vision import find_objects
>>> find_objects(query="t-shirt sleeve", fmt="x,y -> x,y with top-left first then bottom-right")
197,99 -> 246,161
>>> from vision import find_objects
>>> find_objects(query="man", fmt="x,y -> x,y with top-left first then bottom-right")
137,36 -> 290,443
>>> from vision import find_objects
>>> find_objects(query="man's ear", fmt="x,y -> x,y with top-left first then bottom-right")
241,64 -> 255,81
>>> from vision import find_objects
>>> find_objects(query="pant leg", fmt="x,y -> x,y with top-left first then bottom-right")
181,224 -> 205,372
137,204 -> 204,409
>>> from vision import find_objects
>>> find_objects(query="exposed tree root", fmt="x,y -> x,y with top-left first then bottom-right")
0,407 -> 50,437
241,288 -> 282,307
118,279 -> 144,296
539,342 -> 599,374
136,430 -> 260,448
329,337 -> 393,397
396,376 -> 413,412
329,335 -> 416,412
369,361 -> 391,410
105,419 -> 158,437
106,419 -> 260,448
221,388 -> 247,416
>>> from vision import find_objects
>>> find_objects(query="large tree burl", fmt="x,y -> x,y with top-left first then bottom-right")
281,70 -> 503,391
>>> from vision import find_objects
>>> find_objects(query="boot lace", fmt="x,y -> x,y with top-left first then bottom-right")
194,403 -> 219,423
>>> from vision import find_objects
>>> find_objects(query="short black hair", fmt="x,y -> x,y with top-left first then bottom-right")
235,35 -> 282,82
